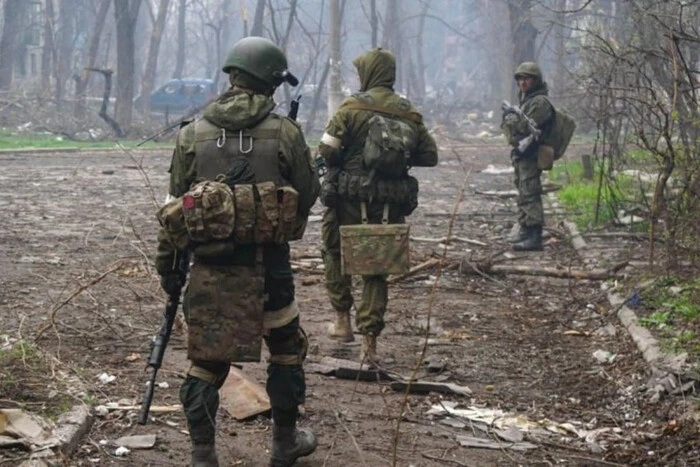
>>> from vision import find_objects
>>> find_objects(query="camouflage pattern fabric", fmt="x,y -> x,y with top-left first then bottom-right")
322,201 -> 399,335
156,198 -> 189,251
340,223 -> 410,275
185,260 -> 265,362
181,181 -> 235,243
513,152 -> 544,227
317,48 -> 437,337
180,316 -> 307,443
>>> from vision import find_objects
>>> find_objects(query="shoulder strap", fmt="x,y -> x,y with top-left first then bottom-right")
341,101 -> 423,124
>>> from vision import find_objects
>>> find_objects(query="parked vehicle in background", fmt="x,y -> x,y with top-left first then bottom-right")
134,78 -> 217,113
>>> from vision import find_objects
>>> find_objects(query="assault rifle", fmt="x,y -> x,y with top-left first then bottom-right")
138,250 -> 190,425
501,100 -> 541,154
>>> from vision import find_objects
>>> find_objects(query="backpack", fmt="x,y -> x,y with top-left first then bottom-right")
343,98 -> 422,180
542,105 -> 576,160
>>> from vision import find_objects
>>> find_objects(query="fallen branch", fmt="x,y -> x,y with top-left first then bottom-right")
388,259 -> 440,283
411,236 -> 487,247
459,260 -> 628,281
34,261 -> 126,341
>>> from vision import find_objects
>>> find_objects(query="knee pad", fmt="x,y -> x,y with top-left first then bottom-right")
268,327 -> 308,366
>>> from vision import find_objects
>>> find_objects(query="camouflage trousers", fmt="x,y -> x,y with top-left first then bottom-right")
179,316 -> 306,444
321,201 -> 404,336
512,151 -> 544,227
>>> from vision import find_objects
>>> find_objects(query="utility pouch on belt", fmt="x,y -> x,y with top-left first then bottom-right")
339,202 -> 410,276
156,180 -> 235,249
156,198 -> 190,250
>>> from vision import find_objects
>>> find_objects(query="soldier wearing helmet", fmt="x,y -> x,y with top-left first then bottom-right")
501,61 -> 554,251
155,36 -> 319,467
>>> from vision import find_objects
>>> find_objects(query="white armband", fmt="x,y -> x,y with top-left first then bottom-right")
320,132 -> 342,149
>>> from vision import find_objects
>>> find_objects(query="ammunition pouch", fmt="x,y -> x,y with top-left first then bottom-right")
336,171 -> 419,216
320,170 -> 339,208
159,181 -> 304,255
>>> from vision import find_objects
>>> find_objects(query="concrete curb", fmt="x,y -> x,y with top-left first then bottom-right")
54,405 -> 93,457
558,210 -> 689,399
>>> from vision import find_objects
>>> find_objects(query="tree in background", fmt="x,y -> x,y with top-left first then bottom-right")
114,0 -> 142,130
140,0 -> 171,113
0,0 -> 26,90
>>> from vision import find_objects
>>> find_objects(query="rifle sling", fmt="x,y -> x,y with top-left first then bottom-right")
341,102 -> 423,124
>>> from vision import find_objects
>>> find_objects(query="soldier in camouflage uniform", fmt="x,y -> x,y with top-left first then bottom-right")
317,48 -> 438,363
156,37 -> 320,467
501,61 -> 554,251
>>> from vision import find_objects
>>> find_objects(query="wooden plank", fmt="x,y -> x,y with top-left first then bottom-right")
219,366 -> 271,421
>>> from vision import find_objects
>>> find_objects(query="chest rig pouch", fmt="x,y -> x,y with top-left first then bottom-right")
191,117 -> 303,250
339,202 -> 410,276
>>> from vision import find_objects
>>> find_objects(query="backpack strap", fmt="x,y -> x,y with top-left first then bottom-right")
342,101 -> 423,124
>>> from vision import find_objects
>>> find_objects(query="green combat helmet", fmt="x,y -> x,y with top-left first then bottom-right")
513,62 -> 543,81
222,36 -> 299,87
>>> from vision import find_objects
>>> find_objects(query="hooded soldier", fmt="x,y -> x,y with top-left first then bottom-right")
501,61 -> 554,251
155,36 -> 319,467
317,48 -> 438,364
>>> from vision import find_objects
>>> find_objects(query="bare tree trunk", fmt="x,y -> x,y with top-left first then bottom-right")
508,0 -> 537,65
413,2 -> 428,102
480,0 -> 513,108
172,0 -> 186,79
218,0 -> 235,88
251,0 -> 266,36
55,0 -> 78,106
370,0 -> 378,48
114,0 -> 142,131
140,0 -> 171,113
382,0 -> 401,90
0,0 -> 25,90
74,0 -> 111,119
41,0 -> 56,93
328,0 -> 343,114
552,0 -> 566,99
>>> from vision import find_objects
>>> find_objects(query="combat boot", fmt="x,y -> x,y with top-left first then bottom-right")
506,224 -> 527,243
270,425 -> 318,467
191,442 -> 219,467
361,332 -> 379,365
327,311 -> 354,342
512,225 -> 543,252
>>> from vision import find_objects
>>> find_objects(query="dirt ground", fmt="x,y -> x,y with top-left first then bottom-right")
1,142 -> 699,466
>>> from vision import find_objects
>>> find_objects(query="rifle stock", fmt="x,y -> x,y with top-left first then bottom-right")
138,250 -> 190,425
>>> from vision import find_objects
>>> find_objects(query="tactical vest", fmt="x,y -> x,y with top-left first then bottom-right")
193,115 -> 286,186
188,115 -> 303,246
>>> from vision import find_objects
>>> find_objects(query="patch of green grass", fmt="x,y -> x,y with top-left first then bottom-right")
639,310 -> 672,329
638,277 -> 700,358
550,159 -> 646,229
0,129 -> 170,150
624,148 -> 656,164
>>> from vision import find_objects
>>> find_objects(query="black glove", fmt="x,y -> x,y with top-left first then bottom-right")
160,272 -> 184,296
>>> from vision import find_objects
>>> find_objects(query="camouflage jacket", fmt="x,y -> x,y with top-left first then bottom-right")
156,89 -> 320,275
318,48 -> 438,175
501,81 -> 554,150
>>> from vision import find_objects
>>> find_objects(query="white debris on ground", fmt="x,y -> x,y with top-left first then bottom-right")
426,401 -> 628,452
